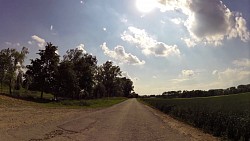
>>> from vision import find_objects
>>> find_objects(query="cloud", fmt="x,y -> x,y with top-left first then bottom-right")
50,25 -> 53,31
212,70 -> 218,75
4,42 -> 21,47
76,44 -> 87,54
31,35 -> 46,48
156,0 -> 250,47
122,71 -> 132,79
171,69 -> 198,83
5,42 -> 12,45
80,1 -> 84,4
181,69 -> 196,78
170,18 -> 182,24
232,58 -> 250,68
120,17 -> 128,23
217,68 -> 250,86
103,27 -> 107,31
100,42 -> 145,65
121,26 -> 180,57
152,75 -> 157,79
212,59 -> 250,87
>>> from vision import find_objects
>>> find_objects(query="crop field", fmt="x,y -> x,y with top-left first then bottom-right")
141,93 -> 250,140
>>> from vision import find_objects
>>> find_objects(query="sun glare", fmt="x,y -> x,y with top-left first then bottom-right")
136,0 -> 157,13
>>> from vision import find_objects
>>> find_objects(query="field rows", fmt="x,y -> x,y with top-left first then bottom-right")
141,93 -> 250,141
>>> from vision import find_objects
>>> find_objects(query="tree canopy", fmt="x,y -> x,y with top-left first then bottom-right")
23,42 -> 134,99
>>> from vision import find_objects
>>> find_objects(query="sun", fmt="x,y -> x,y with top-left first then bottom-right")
136,0 -> 157,13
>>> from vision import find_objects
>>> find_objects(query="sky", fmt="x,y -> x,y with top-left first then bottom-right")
0,0 -> 250,95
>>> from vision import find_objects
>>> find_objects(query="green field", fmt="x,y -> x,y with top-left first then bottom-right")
141,93 -> 250,140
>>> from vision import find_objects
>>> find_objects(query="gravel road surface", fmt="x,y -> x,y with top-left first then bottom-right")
0,98 -> 218,141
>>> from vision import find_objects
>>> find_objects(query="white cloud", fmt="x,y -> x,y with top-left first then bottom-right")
217,68 -> 250,86
76,44 -> 87,54
170,18 -> 182,24
156,0 -> 250,47
212,70 -> 218,75
121,26 -> 180,57
122,71 -> 132,79
5,42 -> 12,45
181,69 -> 196,78
50,25 -> 53,31
212,59 -> 250,87
232,58 -> 250,68
152,75 -> 157,79
171,69 -> 198,83
182,38 -> 197,47
31,35 -> 46,48
5,42 -> 21,47
100,42 -> 145,65
160,20 -> 166,24
120,16 -> 128,23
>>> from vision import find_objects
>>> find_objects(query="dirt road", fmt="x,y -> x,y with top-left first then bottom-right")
0,98 -> 218,141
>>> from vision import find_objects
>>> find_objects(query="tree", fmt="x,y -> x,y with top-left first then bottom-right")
63,49 -> 97,99
15,70 -> 23,90
26,43 -> 59,98
0,51 -> 7,93
0,47 -> 28,94
56,60 -> 79,99
120,77 -> 134,97
97,61 -> 122,97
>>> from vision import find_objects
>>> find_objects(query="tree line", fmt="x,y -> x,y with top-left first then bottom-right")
0,42 -> 134,99
144,84 -> 250,98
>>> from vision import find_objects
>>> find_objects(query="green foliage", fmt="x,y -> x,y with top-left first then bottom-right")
96,61 -> 122,97
56,60 -> 79,98
26,43 -> 60,99
141,93 -> 250,141
0,47 -> 28,94
1,42 -> 134,101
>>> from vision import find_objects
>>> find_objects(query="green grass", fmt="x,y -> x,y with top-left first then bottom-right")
45,97 -> 127,108
0,85 -> 54,100
141,93 -> 250,141
1,85 -> 127,108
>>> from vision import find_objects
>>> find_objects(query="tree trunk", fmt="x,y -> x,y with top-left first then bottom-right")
9,78 -> 12,95
41,90 -> 44,99
0,81 -> 2,93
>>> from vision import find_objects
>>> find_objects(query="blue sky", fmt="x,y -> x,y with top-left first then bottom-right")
0,0 -> 249,95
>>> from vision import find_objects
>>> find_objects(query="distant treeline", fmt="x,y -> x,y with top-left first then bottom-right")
143,84 -> 250,98
0,42 -> 135,99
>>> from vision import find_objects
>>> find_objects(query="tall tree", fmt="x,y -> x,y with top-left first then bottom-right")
26,43 -> 59,98
97,61 -> 122,97
0,51 -> 7,93
120,77 -> 134,97
63,49 -> 97,99
56,60 -> 79,99
0,47 -> 28,94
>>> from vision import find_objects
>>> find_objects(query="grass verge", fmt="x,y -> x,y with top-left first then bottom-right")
0,93 -> 127,109
46,97 -> 127,108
